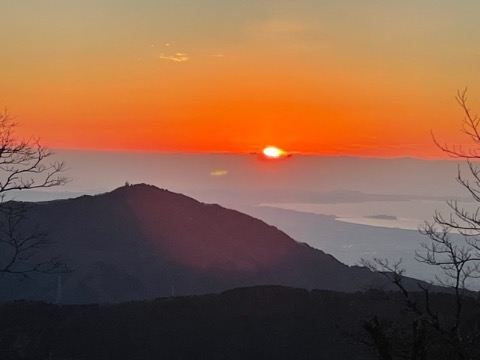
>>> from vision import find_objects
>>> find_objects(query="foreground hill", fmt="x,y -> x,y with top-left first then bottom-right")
5,184 -> 395,303
2,286 -> 479,360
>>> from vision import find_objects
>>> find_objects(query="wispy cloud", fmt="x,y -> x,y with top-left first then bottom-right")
210,170 -> 228,176
159,53 -> 190,62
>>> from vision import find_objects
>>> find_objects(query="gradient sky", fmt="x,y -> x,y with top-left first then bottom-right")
2,0 -> 480,157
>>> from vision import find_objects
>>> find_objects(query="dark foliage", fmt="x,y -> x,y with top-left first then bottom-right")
0,286 -> 478,360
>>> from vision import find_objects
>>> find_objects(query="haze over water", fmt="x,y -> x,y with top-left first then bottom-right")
30,151 -> 464,199
14,150 -> 474,284
260,199 -> 468,231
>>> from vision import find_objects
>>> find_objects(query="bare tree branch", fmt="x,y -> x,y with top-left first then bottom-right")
0,110 -> 69,278
361,90 -> 480,359
432,88 -> 480,159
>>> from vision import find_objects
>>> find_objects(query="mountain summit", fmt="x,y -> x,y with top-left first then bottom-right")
4,184 -> 385,303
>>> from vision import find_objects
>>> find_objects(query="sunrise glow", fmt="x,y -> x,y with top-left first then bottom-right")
263,146 -> 284,159
2,2 -> 480,158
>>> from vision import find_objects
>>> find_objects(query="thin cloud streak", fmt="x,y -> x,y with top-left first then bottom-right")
159,53 -> 190,62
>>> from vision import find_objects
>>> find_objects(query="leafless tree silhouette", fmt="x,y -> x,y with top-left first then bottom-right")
0,110 -> 69,277
361,90 -> 480,359
419,89 -> 480,293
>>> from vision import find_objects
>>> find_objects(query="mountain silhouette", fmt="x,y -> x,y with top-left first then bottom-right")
3,184 -> 395,303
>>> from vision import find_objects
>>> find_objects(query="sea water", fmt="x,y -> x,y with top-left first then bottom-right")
259,199 -> 476,231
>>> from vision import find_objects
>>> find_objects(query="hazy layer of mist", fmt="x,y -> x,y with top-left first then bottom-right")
11,151 -> 475,284
19,151 -> 464,200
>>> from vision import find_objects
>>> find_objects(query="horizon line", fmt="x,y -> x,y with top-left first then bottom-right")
48,147 -> 454,161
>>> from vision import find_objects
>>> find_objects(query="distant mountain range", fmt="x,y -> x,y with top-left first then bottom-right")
3,184 -> 415,303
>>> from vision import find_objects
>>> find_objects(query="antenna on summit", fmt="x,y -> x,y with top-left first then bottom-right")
56,275 -> 62,305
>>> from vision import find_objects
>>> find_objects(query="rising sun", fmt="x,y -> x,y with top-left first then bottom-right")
262,146 -> 284,158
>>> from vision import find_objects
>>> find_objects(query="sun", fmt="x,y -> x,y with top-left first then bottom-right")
262,146 -> 284,158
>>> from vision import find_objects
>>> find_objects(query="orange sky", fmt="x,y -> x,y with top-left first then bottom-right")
2,1 -> 480,158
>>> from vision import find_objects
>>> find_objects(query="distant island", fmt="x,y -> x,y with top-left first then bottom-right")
365,214 -> 398,220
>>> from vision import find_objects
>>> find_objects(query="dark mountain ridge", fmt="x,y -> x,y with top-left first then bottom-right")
4,184 -> 406,303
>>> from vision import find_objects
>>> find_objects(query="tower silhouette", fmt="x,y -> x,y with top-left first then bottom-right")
56,275 -> 62,305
